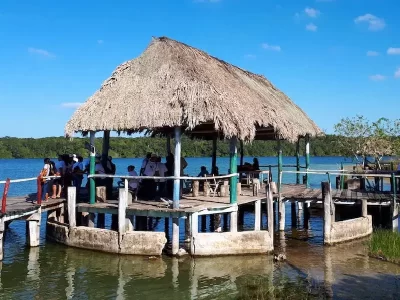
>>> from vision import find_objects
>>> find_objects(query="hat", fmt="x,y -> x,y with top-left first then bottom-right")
73,157 -> 78,162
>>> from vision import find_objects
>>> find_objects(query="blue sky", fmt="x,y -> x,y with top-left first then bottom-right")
0,0 -> 399,138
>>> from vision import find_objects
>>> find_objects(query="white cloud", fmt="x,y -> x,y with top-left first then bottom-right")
387,47 -> 400,55
97,40 -> 104,44
244,54 -> 256,59
261,43 -> 281,51
354,14 -> 386,31
305,7 -> 320,18
306,23 -> 318,32
369,74 -> 386,81
366,50 -> 379,56
395,68 -> 400,78
28,47 -> 55,57
61,102 -> 83,109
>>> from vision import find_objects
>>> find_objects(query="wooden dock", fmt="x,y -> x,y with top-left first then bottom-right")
280,184 -> 396,205
0,196 -> 66,219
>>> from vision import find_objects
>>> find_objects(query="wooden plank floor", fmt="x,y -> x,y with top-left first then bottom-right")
0,196 -> 66,218
78,190 -> 267,215
280,184 -> 395,202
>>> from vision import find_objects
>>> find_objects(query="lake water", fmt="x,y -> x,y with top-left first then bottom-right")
1,157 -> 400,299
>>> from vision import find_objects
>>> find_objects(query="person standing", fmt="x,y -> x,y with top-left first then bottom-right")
140,153 -> 152,176
39,158 -> 51,202
155,156 -> 168,197
72,156 -> 85,196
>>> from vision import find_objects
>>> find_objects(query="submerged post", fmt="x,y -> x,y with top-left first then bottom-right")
89,131 -> 96,204
172,127 -> 181,255
229,137 -> 238,204
305,134 -> 310,188
322,181 -> 332,244
296,137 -> 301,185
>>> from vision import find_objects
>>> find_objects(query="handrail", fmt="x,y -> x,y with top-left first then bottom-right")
281,170 -> 400,178
88,173 -> 240,181
0,175 -> 60,184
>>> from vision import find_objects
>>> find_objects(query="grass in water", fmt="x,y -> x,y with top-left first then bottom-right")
369,229 -> 400,264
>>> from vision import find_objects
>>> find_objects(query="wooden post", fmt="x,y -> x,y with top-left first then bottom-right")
214,214 -> 222,232
192,181 -> 199,197
96,186 -> 107,203
89,131 -> 96,205
211,135 -> 217,173
67,187 -> 76,228
291,202 -> 297,228
266,183 -> 274,244
219,185 -> 227,197
340,163 -> 345,190
230,210 -> 238,232
203,181 -> 210,197
304,202 -> 310,229
322,182 -> 332,244
240,140 -> 244,166
296,137 -> 301,184
229,137 -> 238,204
101,130 -> 110,166
254,199 -> 261,231
26,209 -> 41,247
237,182 -> 241,196
118,188 -> 127,235
190,212 -> 199,255
362,200 -> 368,217
305,134 -> 311,188
277,140 -> 283,193
172,127 -> 181,256
252,179 -> 260,196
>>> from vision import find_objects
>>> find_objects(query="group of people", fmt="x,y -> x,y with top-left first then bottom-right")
39,154 -> 86,202
125,152 -> 188,200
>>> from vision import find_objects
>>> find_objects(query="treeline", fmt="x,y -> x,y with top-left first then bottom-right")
0,135 -> 351,159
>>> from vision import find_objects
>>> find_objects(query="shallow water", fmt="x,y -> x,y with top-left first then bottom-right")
1,157 -> 400,299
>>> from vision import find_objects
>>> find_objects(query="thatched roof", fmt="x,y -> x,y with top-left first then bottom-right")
65,37 -> 322,142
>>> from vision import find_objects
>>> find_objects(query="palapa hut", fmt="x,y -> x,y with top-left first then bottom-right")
65,36 -> 322,206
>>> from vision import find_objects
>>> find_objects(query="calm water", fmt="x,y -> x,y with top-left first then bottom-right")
1,157 -> 400,299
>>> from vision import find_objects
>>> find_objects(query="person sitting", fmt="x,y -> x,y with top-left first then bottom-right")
198,166 -> 209,177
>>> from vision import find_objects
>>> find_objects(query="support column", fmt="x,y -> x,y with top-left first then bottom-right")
305,134 -> 310,188
101,130 -> 110,165
211,135 -> 217,173
166,133 -> 171,155
304,202 -> 310,229
26,208 -> 41,247
291,202 -> 297,228
229,137 -> 238,204
229,137 -> 238,232
68,187 -> 76,228
164,217 -> 170,242
266,183 -> 274,244
118,188 -> 129,236
254,199 -> 261,231
190,212 -> 198,255
277,140 -> 285,231
362,200 -> 368,217
89,131 -> 96,205
172,127 -> 181,256
322,181 -> 332,244
296,137 -> 301,184
240,140 -> 244,167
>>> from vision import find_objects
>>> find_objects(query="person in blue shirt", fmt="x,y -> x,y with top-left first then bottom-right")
198,166 -> 209,177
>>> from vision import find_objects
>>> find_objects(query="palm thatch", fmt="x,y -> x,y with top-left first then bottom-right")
65,37 -> 322,142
